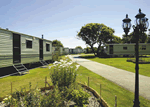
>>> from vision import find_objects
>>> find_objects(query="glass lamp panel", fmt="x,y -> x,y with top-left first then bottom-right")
128,22 -> 131,29
123,23 -> 128,29
141,17 -> 146,25
144,18 -> 149,29
136,18 -> 140,25
140,17 -> 149,29
146,21 -> 149,29
125,23 -> 128,28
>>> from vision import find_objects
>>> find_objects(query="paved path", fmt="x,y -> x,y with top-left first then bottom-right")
68,55 -> 150,100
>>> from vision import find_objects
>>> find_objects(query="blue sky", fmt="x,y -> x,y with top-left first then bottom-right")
0,0 -> 150,48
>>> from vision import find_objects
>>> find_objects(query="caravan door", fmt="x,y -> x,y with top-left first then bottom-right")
39,39 -> 43,60
13,33 -> 21,63
109,45 -> 113,54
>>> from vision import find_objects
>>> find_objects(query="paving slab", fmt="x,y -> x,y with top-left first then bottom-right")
68,55 -> 150,100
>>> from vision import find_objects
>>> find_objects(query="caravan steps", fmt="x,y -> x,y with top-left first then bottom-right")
40,60 -> 48,68
40,60 -> 48,66
13,63 -> 29,75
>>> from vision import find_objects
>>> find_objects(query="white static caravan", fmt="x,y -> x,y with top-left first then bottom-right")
73,48 -> 77,54
60,47 -> 63,55
76,48 -> 83,53
83,49 -> 87,53
104,43 -> 150,56
0,28 -> 52,74
69,48 -> 74,54
63,47 -> 69,55
52,46 -> 63,55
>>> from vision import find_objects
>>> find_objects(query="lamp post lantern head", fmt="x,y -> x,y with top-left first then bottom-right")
135,8 -> 149,31
122,14 -> 131,35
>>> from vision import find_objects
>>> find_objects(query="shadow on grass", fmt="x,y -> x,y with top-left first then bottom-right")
79,55 -> 96,59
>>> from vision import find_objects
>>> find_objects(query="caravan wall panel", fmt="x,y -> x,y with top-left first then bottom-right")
60,47 -> 63,55
20,34 -> 39,64
113,45 -> 135,55
0,30 -> 13,68
43,40 -> 52,61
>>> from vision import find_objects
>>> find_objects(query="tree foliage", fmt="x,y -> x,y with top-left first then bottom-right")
77,23 -> 115,56
106,35 -> 122,44
122,31 -> 147,43
52,40 -> 64,47
75,46 -> 83,50
84,47 -> 92,53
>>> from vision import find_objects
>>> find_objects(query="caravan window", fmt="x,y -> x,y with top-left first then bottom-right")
142,45 -> 146,50
123,47 -> 127,50
46,44 -> 50,51
26,40 -> 32,48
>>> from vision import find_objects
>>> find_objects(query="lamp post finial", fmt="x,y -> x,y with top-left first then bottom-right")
139,8 -> 141,13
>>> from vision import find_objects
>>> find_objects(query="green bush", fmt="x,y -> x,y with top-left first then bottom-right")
52,51 -> 60,62
49,59 -> 80,89
70,88 -> 91,106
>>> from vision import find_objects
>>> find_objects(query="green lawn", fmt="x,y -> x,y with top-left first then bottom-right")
80,54 -> 150,77
0,55 -> 150,107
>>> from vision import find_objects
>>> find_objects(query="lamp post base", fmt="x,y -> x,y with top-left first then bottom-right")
133,100 -> 140,107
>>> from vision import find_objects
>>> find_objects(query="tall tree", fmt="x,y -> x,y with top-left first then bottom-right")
77,23 -> 114,56
52,40 -> 64,47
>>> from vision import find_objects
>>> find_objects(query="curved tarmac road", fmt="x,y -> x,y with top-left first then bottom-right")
68,55 -> 150,100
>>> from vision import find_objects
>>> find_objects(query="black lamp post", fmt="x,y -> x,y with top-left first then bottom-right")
122,9 -> 149,107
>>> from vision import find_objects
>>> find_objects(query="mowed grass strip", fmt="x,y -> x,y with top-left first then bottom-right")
0,55 -> 150,107
80,54 -> 150,77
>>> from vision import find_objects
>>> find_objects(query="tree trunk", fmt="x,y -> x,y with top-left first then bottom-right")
96,43 -> 102,57
90,45 -> 96,56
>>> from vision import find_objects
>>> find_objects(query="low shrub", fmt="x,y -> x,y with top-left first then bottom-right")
40,84 -> 66,107
70,88 -> 91,106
